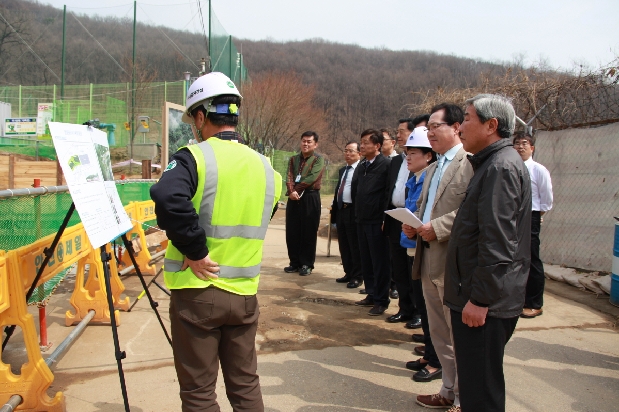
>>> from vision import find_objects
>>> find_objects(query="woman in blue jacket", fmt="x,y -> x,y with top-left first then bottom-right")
399,127 -> 443,383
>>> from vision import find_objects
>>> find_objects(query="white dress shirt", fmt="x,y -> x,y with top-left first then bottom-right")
392,153 -> 409,207
524,157 -> 553,212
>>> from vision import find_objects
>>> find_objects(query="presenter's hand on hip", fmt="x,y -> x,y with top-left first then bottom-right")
182,255 -> 220,280
462,301 -> 488,327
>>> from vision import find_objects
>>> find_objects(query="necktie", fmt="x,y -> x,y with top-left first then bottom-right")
422,155 -> 445,224
337,165 -> 352,209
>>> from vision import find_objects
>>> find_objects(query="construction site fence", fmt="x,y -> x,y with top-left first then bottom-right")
0,180 -> 157,251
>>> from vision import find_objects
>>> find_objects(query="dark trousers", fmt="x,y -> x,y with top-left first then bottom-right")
525,211 -> 544,309
285,190 -> 321,268
388,240 -> 415,316
170,287 -> 264,412
357,222 -> 390,307
451,310 -> 518,412
336,206 -> 362,281
410,260 -> 440,369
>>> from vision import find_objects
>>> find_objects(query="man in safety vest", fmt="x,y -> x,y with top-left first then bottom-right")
151,72 -> 281,412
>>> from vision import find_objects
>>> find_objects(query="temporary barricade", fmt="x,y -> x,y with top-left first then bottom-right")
0,251 -> 64,411
120,201 -> 157,276
0,199 -> 162,410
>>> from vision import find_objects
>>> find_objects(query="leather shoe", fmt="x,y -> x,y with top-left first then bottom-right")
413,367 -> 442,382
355,297 -> 374,307
347,279 -> 362,289
385,313 -> 413,323
368,305 -> 388,316
414,345 -> 425,356
284,265 -> 299,273
521,307 -> 543,318
405,317 -> 422,329
358,288 -> 367,294
405,358 -> 429,371
390,289 -> 399,299
336,275 -> 351,283
411,333 -> 425,343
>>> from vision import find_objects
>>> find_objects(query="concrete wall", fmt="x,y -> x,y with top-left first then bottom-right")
535,123 -> 619,271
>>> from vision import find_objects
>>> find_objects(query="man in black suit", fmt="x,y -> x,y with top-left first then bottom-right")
351,129 -> 391,316
332,141 -> 363,288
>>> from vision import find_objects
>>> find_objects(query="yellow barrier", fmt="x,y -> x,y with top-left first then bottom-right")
120,201 -> 157,275
66,243 -> 124,327
0,252 -> 64,411
0,251 -> 9,315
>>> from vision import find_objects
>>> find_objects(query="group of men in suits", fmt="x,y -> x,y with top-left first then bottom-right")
332,95 -> 533,412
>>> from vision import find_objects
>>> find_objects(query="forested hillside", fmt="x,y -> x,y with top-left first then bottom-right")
3,0 -> 615,155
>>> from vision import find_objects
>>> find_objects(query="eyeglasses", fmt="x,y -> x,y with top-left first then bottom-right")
426,122 -> 449,131
513,141 -> 531,147
344,149 -> 359,153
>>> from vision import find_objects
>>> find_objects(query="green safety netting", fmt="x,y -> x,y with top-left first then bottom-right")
209,6 -> 249,84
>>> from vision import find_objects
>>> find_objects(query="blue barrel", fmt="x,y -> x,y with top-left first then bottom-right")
612,223 -> 619,307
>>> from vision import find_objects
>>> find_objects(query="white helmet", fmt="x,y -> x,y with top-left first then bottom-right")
182,72 -> 242,123
405,126 -> 432,148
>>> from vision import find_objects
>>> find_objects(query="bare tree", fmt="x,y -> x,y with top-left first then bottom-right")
238,71 -> 328,152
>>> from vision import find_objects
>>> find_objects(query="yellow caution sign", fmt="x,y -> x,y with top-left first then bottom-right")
124,122 -> 131,131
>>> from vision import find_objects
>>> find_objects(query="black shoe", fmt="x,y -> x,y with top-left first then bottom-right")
359,289 -> 368,295
405,317 -> 422,329
390,289 -> 399,299
355,297 -> 374,307
299,265 -> 312,276
385,313 -> 413,323
411,333 -> 425,343
336,276 -> 351,283
413,367 -> 442,382
284,265 -> 299,273
368,305 -> 388,316
347,279 -> 362,289
405,358 -> 429,371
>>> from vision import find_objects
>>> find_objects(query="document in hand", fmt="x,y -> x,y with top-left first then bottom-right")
385,208 -> 423,229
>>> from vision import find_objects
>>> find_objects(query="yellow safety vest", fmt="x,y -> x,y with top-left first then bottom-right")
163,137 -> 281,295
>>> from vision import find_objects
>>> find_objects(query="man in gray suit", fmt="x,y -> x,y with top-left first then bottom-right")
403,103 -> 473,411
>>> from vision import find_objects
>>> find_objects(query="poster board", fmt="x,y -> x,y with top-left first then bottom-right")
36,103 -> 53,139
161,101 -> 193,168
4,118 -> 37,136
49,122 -> 132,248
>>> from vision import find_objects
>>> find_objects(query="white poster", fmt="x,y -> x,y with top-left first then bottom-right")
37,103 -> 54,138
49,122 -> 132,248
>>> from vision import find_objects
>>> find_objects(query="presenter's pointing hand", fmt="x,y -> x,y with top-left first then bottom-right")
182,255 -> 220,280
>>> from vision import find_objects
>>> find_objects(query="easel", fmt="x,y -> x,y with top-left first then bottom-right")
2,203 -> 172,412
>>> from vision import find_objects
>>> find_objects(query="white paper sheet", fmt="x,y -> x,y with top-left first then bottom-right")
49,122 -> 133,248
385,208 -> 423,229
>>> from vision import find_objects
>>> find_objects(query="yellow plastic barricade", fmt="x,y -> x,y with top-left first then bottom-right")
12,224 -> 90,294
120,201 -> 156,275
0,251 -> 65,411
0,251 -> 9,315
66,243 -> 126,326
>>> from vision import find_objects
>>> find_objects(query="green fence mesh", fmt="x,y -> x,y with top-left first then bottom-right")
209,6 -> 249,84
0,181 -> 156,251
0,82 -> 186,151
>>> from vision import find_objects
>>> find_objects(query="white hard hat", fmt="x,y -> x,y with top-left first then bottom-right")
182,72 -> 242,123
405,126 -> 432,148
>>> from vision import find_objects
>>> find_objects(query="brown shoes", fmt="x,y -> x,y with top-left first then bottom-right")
416,393 -> 454,409
521,307 -> 543,318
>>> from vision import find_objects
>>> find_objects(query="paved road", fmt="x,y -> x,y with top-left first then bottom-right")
13,218 -> 618,411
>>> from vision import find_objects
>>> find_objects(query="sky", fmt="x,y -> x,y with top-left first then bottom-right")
40,0 -> 618,70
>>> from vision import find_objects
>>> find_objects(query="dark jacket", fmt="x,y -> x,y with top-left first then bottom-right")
384,153 -> 412,239
351,154 -> 390,224
444,139 -> 532,318
331,164 -> 353,222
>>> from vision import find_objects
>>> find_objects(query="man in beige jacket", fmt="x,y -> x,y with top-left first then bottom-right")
403,103 -> 473,411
